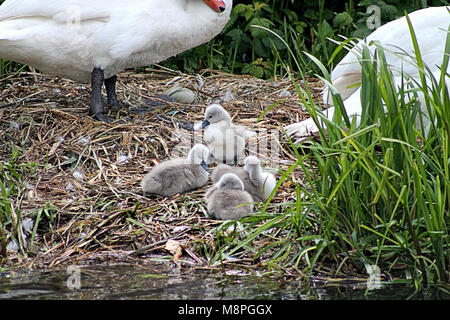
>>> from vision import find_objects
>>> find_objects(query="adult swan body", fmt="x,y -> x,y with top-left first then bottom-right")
0,0 -> 232,121
285,6 -> 450,142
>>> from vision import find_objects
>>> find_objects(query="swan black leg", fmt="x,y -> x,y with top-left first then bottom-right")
90,68 -> 113,122
104,75 -> 120,111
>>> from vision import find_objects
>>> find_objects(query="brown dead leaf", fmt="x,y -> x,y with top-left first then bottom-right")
165,239 -> 183,260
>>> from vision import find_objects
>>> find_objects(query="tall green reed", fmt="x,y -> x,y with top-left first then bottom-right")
211,14 -> 449,288
298,18 -> 449,286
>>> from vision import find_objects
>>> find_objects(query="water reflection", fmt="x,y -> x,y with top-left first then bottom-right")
0,262 -> 447,300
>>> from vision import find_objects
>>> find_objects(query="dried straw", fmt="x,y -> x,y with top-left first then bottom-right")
0,67 -> 324,270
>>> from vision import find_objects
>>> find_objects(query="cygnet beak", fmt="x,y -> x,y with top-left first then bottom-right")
203,0 -> 226,13
201,160 -> 209,172
201,119 -> 210,129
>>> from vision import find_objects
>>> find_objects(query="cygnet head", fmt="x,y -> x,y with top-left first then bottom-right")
201,104 -> 231,128
243,156 -> 262,173
216,173 -> 244,191
187,144 -> 210,172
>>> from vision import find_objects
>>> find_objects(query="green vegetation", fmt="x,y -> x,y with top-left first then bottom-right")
0,145 -> 37,258
165,0 -> 448,78
0,0 -> 448,293
208,13 -> 449,290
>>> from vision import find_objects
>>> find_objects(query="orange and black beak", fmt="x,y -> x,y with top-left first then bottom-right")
203,0 -> 226,13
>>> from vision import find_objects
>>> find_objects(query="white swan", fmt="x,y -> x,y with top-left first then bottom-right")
141,143 -> 210,197
0,0 -> 232,121
199,104 -> 256,164
285,6 -> 450,142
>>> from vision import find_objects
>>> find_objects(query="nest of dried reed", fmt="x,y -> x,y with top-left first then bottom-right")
0,67 -> 324,271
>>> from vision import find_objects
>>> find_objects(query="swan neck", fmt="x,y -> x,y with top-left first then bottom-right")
248,165 -> 262,181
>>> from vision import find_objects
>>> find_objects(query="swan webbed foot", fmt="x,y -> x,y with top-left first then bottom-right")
93,112 -> 114,123
143,94 -> 175,107
155,114 -> 195,131
128,95 -> 176,114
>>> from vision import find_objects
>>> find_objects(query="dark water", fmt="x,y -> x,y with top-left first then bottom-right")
0,262 -> 448,300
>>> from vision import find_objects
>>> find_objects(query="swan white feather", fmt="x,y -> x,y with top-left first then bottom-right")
0,0 -> 231,120
0,0 -> 232,82
285,6 -> 450,142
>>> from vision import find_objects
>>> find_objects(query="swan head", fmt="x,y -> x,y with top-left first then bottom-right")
203,0 -> 227,13
243,156 -> 262,174
216,173 -> 245,191
201,104 -> 231,128
187,144 -> 210,172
